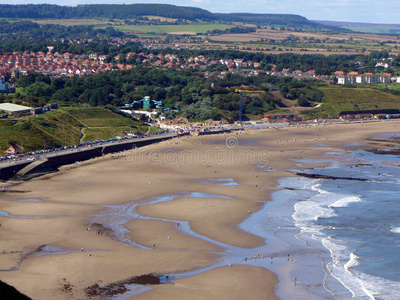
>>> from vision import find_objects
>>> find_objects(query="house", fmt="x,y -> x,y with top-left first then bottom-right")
5,145 -> 21,157
63,52 -> 72,59
348,71 -> 359,76
88,53 -> 98,60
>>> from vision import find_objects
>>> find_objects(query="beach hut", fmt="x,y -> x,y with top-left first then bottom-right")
5,145 -> 21,157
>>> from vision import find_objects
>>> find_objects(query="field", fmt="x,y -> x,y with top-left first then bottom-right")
9,17 -> 400,55
341,24 -> 400,35
24,18 -> 117,26
112,23 -> 233,35
207,28 -> 400,55
0,107 -> 146,153
22,18 -> 233,35
301,87 -> 400,119
142,16 -> 179,22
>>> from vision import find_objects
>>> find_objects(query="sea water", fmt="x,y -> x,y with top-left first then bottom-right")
276,150 -> 400,299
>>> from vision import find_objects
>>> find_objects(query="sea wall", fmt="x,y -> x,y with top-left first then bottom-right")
0,134 -> 177,180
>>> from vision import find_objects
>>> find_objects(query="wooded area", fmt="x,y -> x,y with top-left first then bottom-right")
0,4 -> 342,31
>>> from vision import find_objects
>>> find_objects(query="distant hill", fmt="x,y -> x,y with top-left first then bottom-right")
314,20 -> 400,27
0,4 -> 346,32
217,13 -> 349,31
0,4 -> 216,21
313,20 -> 400,34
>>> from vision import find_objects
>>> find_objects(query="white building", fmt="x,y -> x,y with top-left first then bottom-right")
337,73 -> 391,85
0,103 -> 33,115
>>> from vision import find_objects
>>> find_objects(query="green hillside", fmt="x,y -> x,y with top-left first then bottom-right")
302,87 -> 400,119
0,4 -> 345,31
0,4 -> 216,21
216,13 -> 348,32
0,107 -> 147,153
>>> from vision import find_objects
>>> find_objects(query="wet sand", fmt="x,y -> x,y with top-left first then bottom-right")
1,120 -> 400,299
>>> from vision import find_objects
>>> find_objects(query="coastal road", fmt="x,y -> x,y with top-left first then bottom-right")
0,131 -> 178,168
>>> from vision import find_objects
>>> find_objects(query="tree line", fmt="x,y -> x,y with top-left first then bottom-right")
0,20 -> 125,42
0,4 -> 216,22
7,65 -> 328,122
0,4 -> 345,31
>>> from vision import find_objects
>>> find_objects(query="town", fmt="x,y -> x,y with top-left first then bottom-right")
0,49 -> 329,83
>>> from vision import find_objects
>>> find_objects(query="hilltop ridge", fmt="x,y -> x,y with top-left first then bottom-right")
0,3 -> 345,32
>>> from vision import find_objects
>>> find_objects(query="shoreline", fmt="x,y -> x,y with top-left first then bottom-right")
0,120 -> 400,299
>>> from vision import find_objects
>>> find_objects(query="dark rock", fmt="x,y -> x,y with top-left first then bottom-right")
85,273 -> 161,298
0,279 -> 32,300
295,172 -> 370,181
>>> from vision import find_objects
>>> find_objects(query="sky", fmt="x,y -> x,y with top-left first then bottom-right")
3,0 -> 400,24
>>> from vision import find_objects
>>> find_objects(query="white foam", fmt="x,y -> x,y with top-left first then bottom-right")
322,237 -> 400,300
293,200 -> 336,223
311,183 -> 330,194
356,269 -> 400,300
292,182 -> 337,226
329,196 -> 362,208
288,163 -> 400,300
390,226 -> 400,234
344,252 -> 360,272
323,238 -> 371,299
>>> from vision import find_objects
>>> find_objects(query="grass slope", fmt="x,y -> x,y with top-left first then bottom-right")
0,107 -> 147,153
302,87 -> 400,119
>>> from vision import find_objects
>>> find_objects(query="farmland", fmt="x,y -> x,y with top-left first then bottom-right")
22,18 -> 234,35
32,18 -> 114,26
112,23 -> 234,35
207,28 -> 400,55
4,16 -> 400,56
314,20 -> 400,35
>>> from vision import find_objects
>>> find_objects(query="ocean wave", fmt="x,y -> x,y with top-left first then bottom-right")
354,267 -> 400,300
323,237 -> 400,300
311,183 -> 330,194
344,252 -> 360,272
329,196 -> 362,208
286,158 -> 400,300
323,238 -> 373,299
390,226 -> 400,234
293,200 -> 336,223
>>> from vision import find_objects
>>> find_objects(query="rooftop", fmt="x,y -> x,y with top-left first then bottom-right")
0,103 -> 32,113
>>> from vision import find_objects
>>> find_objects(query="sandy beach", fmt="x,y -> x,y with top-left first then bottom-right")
1,120 -> 399,299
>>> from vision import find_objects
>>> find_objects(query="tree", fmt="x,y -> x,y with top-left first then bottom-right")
51,78 -> 65,90
139,114 -> 149,122
298,95 -> 310,107
25,81 -> 55,100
